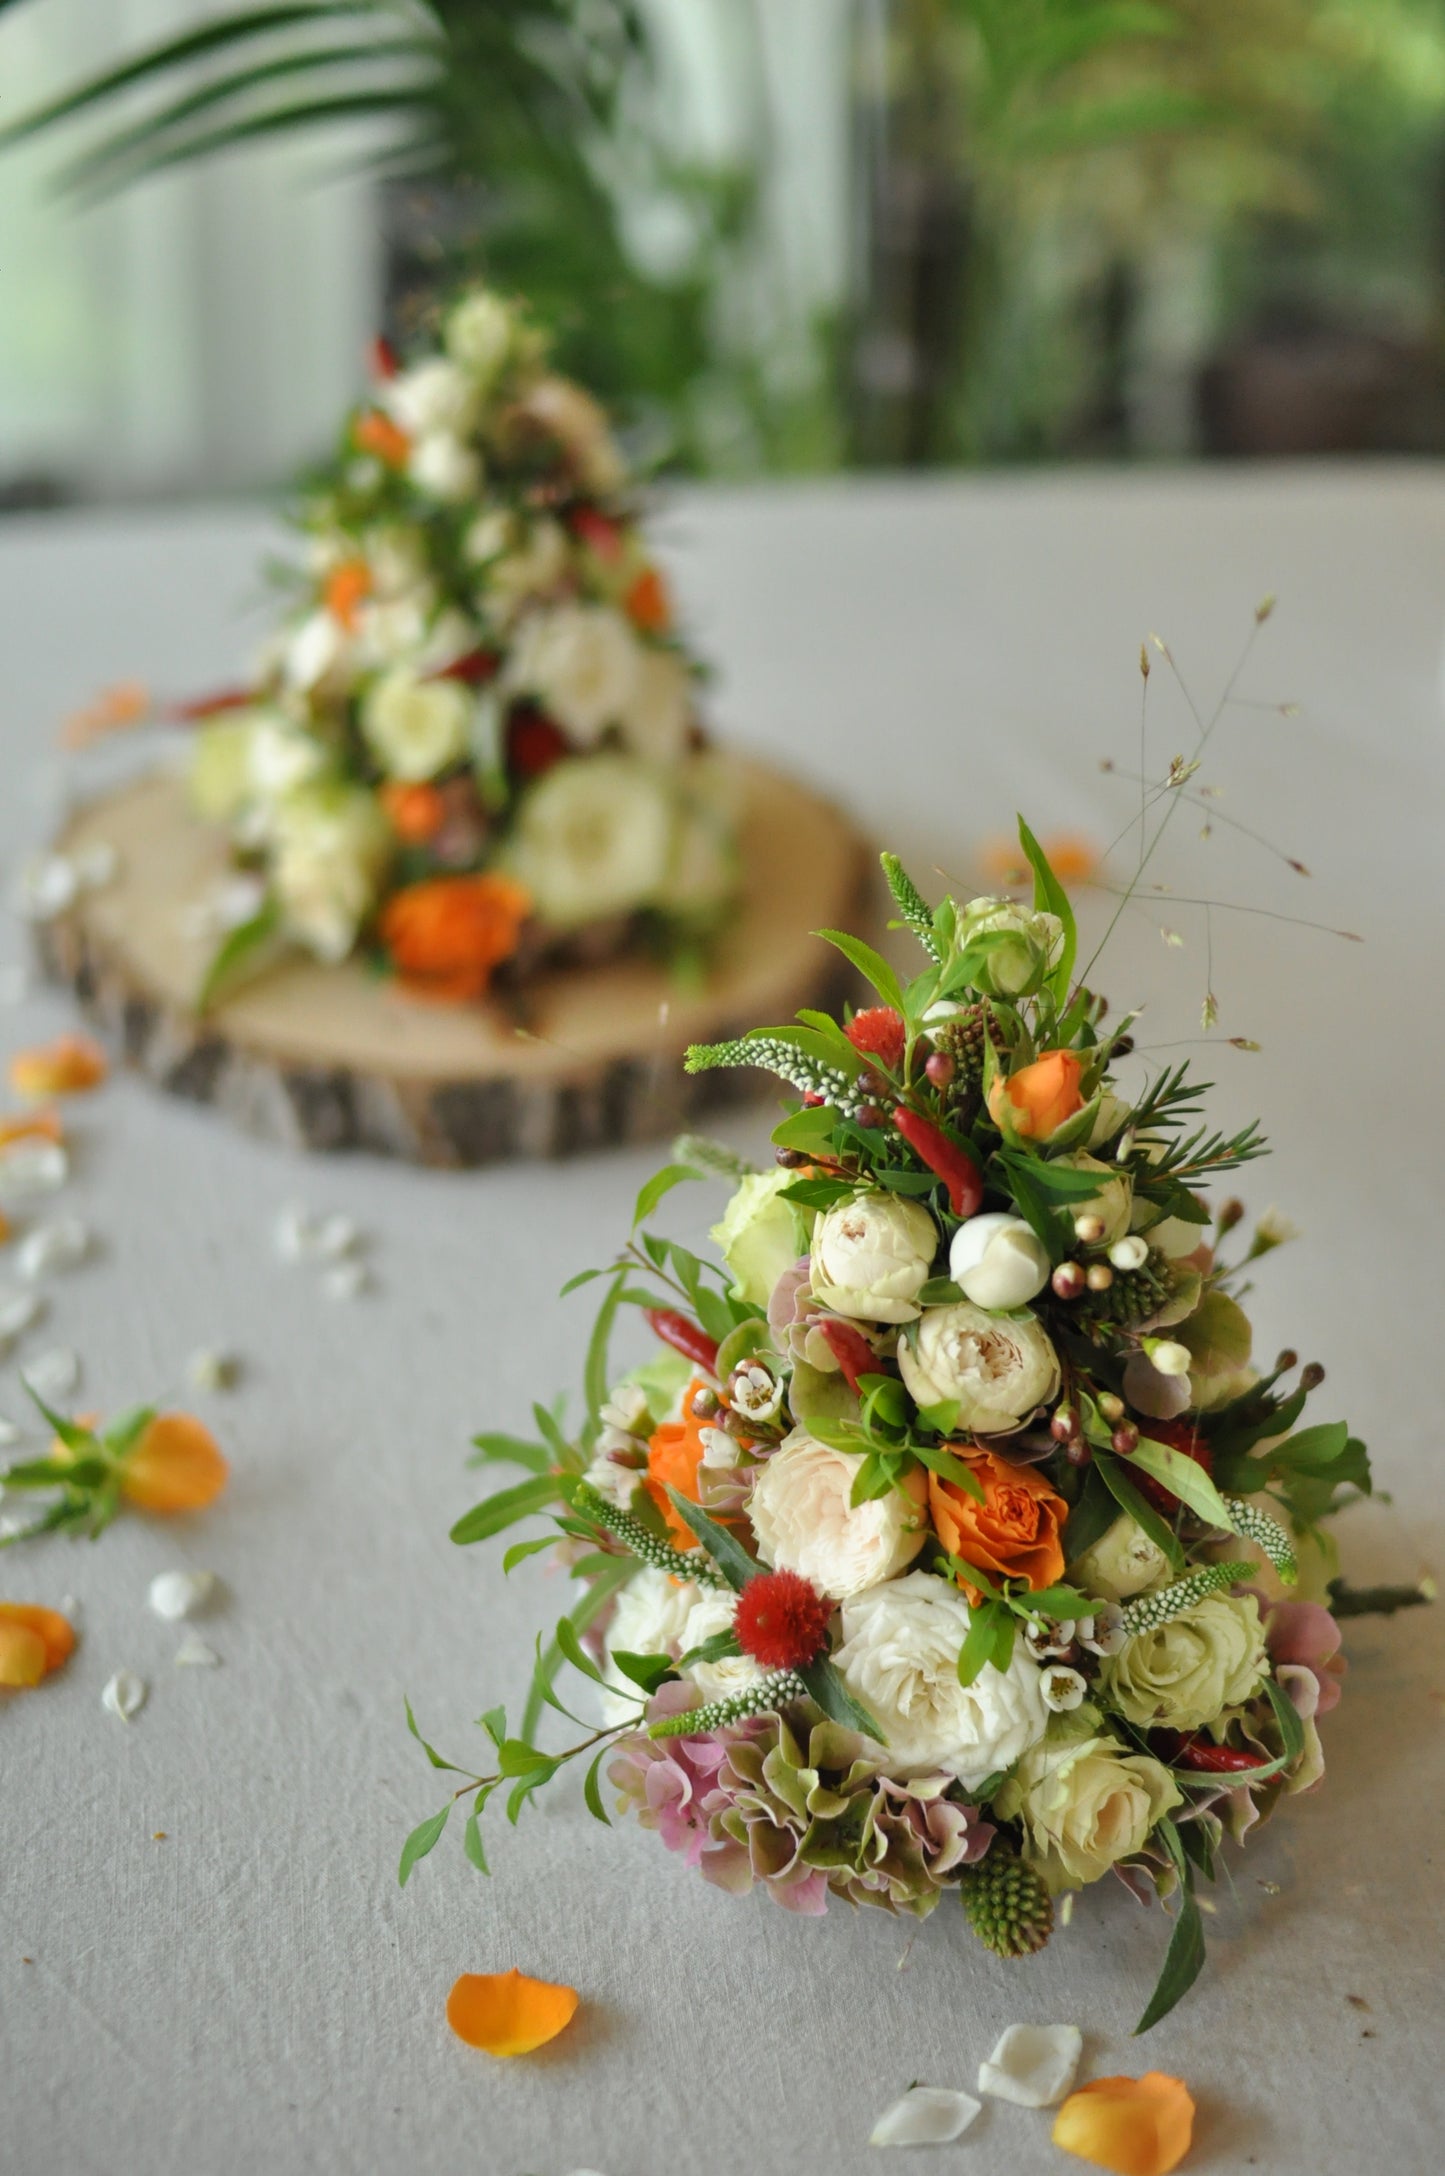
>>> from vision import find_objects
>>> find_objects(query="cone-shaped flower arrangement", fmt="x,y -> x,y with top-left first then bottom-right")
405,829 -> 1381,2030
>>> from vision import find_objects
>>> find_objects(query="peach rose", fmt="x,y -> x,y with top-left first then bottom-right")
929,1450 -> 1067,1599
988,1049 -> 1084,1140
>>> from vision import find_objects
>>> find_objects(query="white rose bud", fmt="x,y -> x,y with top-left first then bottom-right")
949,1212 -> 1051,1312
1144,1337 -> 1192,1379
833,1571 -> 1049,1787
711,1169 -> 811,1310
809,1192 -> 938,1325
1100,1593 -> 1269,1732
748,1428 -> 927,1600
994,1716 -> 1181,1890
360,669 -> 473,782
898,1301 -> 1060,1433
957,896 -> 1063,997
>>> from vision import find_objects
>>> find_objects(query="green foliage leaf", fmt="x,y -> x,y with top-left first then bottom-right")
520,1557 -> 634,1742
813,928 -> 906,1014
468,1430 -> 551,1473
1093,1452 -> 1186,1574
462,1807 -> 490,1873
611,1648 -> 676,1693
771,1104 -> 839,1154
397,1802 -> 451,1888
1016,814 -> 1077,1005
582,1745 -> 612,1826
956,1599 -> 1007,1687
1265,1675 -> 1305,1768
555,1616 -> 605,1686
1130,1438 -> 1235,1530
663,1487 -> 756,1592
582,1270 -> 627,1448
196,895 -> 282,1013
631,1162 -> 701,1230
404,1696 -> 466,1774
798,1654 -> 886,1741
1134,1819 -> 1207,2033
449,1473 -> 560,1546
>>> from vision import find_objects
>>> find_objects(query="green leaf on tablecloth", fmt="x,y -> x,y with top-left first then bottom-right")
398,1803 -> 450,1887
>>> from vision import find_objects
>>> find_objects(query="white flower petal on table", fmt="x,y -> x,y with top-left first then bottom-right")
323,1260 -> 371,1302
977,2022 -> 1082,2109
149,1570 -> 216,1621
870,2087 -> 981,2148
0,1140 -> 69,1206
274,1202 -> 320,1261
0,1287 -> 45,1347
102,1670 -> 147,1721
175,1636 -> 221,1669
16,1216 -> 92,1282
24,1347 -> 80,1401
0,1413 -> 20,1445
187,1349 -> 240,1392
313,1213 -> 361,1261
12,853 -> 79,923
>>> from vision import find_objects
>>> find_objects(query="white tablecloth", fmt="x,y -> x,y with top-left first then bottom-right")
0,468 -> 1441,2176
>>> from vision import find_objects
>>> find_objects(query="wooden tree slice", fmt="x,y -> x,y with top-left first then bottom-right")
37,759 -> 872,1165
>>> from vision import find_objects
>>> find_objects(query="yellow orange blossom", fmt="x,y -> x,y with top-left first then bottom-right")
0,1109 -> 64,1148
624,566 -> 671,634
988,1049 -> 1084,1141
9,1035 -> 108,1099
323,559 -> 372,629
0,1603 -> 76,1689
353,409 -> 411,468
1053,2073 -> 1195,2176
60,680 -> 150,750
381,873 -> 531,1003
446,1969 -> 578,2056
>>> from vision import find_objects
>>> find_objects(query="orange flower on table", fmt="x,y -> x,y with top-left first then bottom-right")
60,679 -> 151,750
981,830 -> 1099,889
119,1413 -> 229,1514
644,1377 -> 748,1552
379,781 -> 448,845
353,408 -> 411,468
624,565 -> 671,634
1053,2072 -> 1195,2175
0,1603 -> 75,1689
322,558 -> 373,630
446,1968 -> 578,2056
988,1048 -> 1084,1141
929,1450 -> 1067,1602
381,873 -> 531,1004
9,1035 -> 108,1100
0,1109 -> 64,1149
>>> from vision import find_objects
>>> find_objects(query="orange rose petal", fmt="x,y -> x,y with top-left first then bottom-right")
60,679 -> 151,750
624,566 -> 671,634
446,1969 -> 579,2057
1042,830 -> 1101,885
1052,2073 -> 1195,2176
9,1035 -> 108,1100
0,1603 -> 76,1685
353,409 -> 411,467
323,558 -> 372,630
0,1109 -> 64,1148
119,1412 -> 229,1515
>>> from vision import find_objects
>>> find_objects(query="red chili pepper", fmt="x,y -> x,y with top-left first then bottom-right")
892,1108 -> 984,1218
433,647 -> 499,686
645,1308 -> 719,1374
1174,1738 -> 1273,1774
817,1318 -> 879,1395
168,686 -> 257,723
369,333 -> 399,380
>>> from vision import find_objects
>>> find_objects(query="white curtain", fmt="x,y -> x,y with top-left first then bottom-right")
0,0 -> 381,499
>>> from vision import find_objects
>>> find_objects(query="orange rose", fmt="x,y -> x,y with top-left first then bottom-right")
988,1049 -> 1084,1140
929,1449 -> 1067,1600
353,408 -> 411,468
644,1378 -> 752,1553
381,873 -> 530,1003
323,558 -> 372,630
380,781 -> 447,845
624,566 -> 671,634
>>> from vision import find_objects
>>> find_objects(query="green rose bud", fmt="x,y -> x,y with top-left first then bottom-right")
1100,1592 -> 1268,1732
1068,1514 -> 1170,1603
1052,1152 -> 1132,1246
958,896 -> 1063,998
711,1170 -> 812,1310
994,1712 -> 1182,1891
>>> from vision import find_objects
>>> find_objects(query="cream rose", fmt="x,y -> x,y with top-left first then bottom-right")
597,1568 -> 704,1727
1100,1593 -> 1268,1731
948,1212 -> 1051,1312
408,433 -> 481,503
622,646 -> 693,763
444,288 -> 516,385
270,780 -> 392,962
678,1593 -> 762,1705
385,357 -> 480,440
501,754 -> 672,927
360,669 -> 473,782
1068,1515 -> 1170,1603
810,1192 -> 938,1325
833,1571 -> 1049,1787
712,1170 -> 812,1309
995,1714 -> 1182,1890
898,1301 -> 1060,1431
748,1429 -> 927,1600
504,601 -> 639,743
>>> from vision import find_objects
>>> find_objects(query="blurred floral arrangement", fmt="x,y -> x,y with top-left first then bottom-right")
402,823 -> 1379,2031
184,282 -> 737,1006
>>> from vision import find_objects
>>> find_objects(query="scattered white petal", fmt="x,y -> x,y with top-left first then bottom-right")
0,1514 -> 28,1539
24,1347 -> 80,1401
179,872 -> 268,943
1059,1893 -> 1075,1927
0,1287 -> 45,1348
148,1570 -> 216,1622
870,2088 -> 981,2148
313,1212 -> 361,1261
174,1635 -> 221,1669
323,1260 -> 371,1302
187,1348 -> 240,1392
0,963 -> 30,1005
73,841 -> 119,890
102,1670 -> 147,1721
0,1413 -> 19,1445
12,853 -> 79,923
0,1139 -> 69,1206
16,1215 -> 91,1281
61,1593 -> 79,1620
978,2022 -> 1082,2109
274,1202 -> 319,1261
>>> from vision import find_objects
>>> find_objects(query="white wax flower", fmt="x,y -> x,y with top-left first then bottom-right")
502,755 -> 672,927
898,1300 -> 1060,1432
360,669 -> 473,782
809,1192 -> 937,1325
504,602 -> 639,743
748,1429 -> 927,1601
833,1571 -> 1049,1787
949,1212 -> 1051,1311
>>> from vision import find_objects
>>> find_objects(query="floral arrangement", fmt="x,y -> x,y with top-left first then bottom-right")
404,827 -> 1375,2030
185,284 -> 736,1006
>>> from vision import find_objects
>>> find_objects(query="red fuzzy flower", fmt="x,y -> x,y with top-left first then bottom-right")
846,1006 -> 906,1072
735,1570 -> 831,1672
1131,1417 -> 1214,1515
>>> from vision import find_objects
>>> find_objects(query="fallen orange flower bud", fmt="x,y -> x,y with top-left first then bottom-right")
119,1413 -> 229,1515
0,1603 -> 76,1689
1053,2072 -> 1195,2175
323,558 -> 373,630
9,1035 -> 108,1100
60,679 -> 151,750
0,1109 -> 64,1148
446,1968 -> 578,2056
